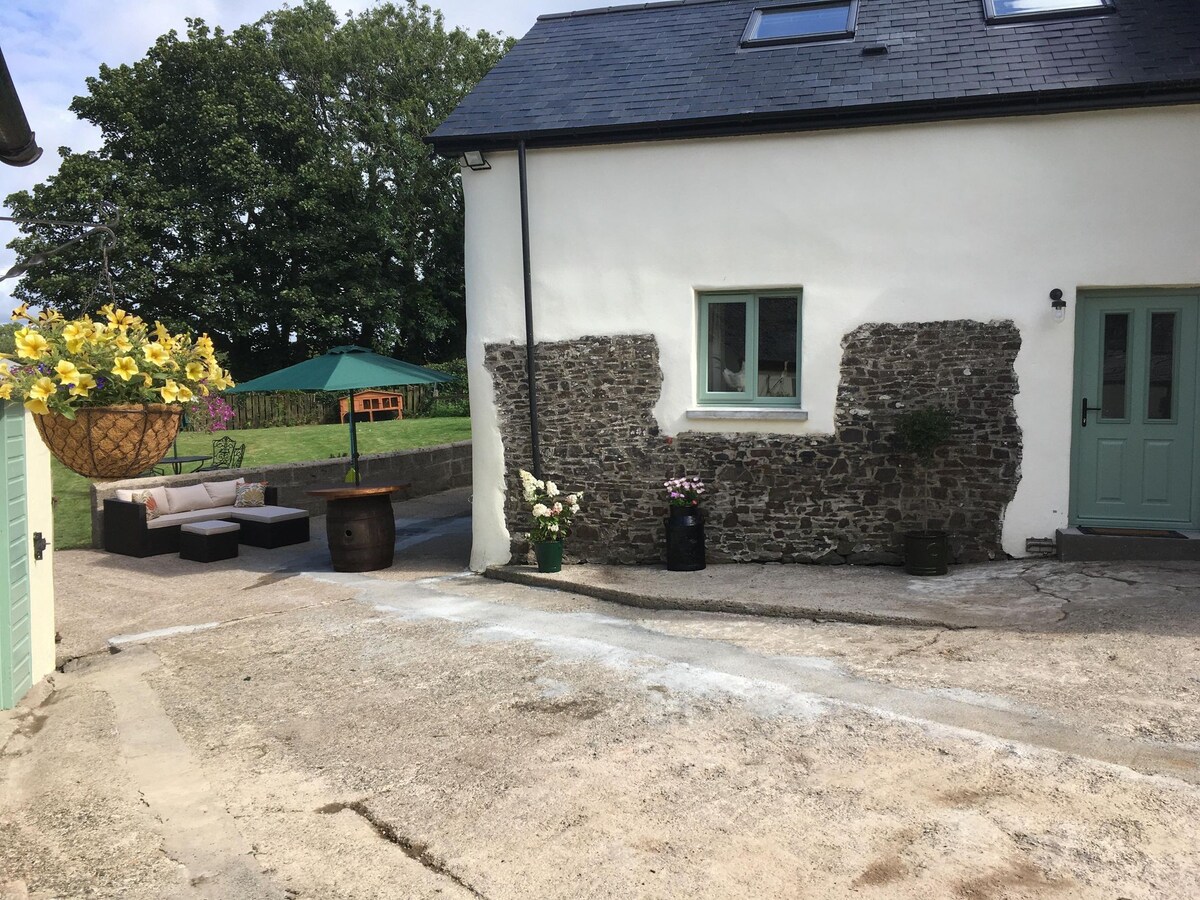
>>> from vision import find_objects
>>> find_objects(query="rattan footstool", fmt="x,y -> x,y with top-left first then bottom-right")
179,520 -> 241,563
230,506 -> 310,549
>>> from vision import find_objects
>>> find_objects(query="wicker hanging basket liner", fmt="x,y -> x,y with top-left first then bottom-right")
34,404 -> 183,479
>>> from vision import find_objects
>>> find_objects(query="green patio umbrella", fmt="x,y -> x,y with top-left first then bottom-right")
226,346 -> 455,485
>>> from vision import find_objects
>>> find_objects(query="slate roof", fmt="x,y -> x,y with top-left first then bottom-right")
429,0 -> 1200,153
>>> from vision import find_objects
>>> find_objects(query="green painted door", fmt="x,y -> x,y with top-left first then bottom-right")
0,400 -> 31,710
1072,292 -> 1200,529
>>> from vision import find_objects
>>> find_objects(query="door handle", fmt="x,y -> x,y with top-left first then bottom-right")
1080,397 -> 1102,427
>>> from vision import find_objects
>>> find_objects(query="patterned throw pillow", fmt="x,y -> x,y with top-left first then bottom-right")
131,489 -> 161,521
234,481 -> 267,508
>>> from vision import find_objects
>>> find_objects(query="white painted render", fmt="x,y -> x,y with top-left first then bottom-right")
25,411 -> 55,683
461,104 -> 1200,570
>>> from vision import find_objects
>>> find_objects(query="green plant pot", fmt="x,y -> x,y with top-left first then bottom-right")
904,530 -> 949,576
533,540 -> 563,573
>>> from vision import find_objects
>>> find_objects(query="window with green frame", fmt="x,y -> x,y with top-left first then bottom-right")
698,291 -> 801,406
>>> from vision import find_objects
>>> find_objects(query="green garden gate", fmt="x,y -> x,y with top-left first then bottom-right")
0,400 -> 32,709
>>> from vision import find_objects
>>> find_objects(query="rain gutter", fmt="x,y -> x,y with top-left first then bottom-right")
0,47 -> 42,167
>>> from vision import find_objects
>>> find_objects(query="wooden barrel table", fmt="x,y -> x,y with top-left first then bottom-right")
307,485 -> 408,572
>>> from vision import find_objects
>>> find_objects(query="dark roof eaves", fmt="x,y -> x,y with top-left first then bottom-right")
427,80 -> 1200,155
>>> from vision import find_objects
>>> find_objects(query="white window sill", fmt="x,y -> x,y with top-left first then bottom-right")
685,407 -> 809,421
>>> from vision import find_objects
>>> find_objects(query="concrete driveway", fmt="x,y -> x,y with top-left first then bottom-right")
4,488 -> 1200,899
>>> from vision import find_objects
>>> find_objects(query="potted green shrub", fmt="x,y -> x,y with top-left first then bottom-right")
894,406 -> 954,576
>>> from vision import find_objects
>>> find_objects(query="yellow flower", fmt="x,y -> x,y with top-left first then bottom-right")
160,380 -> 181,403
175,384 -> 194,403
15,331 -> 49,361
195,334 -> 215,357
153,322 -> 175,348
112,356 -> 139,381
211,370 -> 235,391
23,398 -> 49,415
86,322 -> 108,344
114,333 -> 133,353
142,374 -> 153,387
104,306 -> 138,328
63,321 -> 88,355
54,360 -> 82,384
185,361 -> 206,381
36,309 -> 62,324
144,342 -> 171,367
28,376 -> 55,402
69,373 -> 97,397
0,382 -> 12,400
10,303 -> 28,322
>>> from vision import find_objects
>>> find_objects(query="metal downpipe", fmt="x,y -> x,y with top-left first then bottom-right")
518,140 -> 543,479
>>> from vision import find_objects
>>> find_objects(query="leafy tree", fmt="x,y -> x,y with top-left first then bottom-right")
4,1 -> 509,379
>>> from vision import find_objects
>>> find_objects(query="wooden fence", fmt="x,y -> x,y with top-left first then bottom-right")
183,384 -> 466,432
182,392 -> 338,432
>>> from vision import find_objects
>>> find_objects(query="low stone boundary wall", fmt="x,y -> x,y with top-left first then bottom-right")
89,440 -> 471,548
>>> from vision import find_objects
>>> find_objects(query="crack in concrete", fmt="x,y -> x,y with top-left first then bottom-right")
318,800 -> 488,898
889,631 -> 946,659
1079,567 -> 1190,593
1016,566 -> 1074,624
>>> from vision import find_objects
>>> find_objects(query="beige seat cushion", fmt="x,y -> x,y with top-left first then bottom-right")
180,520 -> 241,536
165,483 -> 218,513
230,506 -> 308,524
147,506 -> 238,529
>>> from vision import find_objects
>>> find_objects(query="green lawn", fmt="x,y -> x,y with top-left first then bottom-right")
52,417 -> 471,550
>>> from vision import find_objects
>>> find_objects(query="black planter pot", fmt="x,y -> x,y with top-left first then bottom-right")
904,530 -> 949,576
665,506 -> 706,571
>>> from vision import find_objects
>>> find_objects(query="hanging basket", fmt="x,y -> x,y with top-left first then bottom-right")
34,404 -> 183,479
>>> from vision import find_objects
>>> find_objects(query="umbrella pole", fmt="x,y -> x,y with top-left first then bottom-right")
347,391 -> 361,485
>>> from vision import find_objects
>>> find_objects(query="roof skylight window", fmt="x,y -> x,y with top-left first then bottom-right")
984,0 -> 1112,24
741,1 -> 858,47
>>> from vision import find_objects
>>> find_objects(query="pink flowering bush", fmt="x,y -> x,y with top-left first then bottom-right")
188,394 -> 237,432
665,476 -> 705,508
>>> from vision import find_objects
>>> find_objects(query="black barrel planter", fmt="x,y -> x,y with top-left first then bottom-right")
665,507 -> 706,571
904,530 -> 949,576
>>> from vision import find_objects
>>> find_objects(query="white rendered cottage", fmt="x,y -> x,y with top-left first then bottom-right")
429,0 -> 1200,570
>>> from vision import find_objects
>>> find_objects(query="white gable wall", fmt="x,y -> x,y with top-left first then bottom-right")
462,104 -> 1200,570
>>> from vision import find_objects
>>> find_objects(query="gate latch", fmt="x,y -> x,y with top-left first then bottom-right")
32,532 -> 48,560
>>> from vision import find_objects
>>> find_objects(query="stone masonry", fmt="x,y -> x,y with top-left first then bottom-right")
486,322 -> 1021,565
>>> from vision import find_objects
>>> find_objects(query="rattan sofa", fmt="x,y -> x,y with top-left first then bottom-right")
103,482 -> 307,557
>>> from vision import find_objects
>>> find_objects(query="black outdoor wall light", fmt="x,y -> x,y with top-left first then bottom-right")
1050,288 -> 1067,322
460,150 -> 491,171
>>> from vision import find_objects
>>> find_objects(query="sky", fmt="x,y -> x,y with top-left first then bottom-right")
0,0 -> 582,304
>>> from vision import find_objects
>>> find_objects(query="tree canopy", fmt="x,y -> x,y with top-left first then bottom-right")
4,1 -> 509,378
